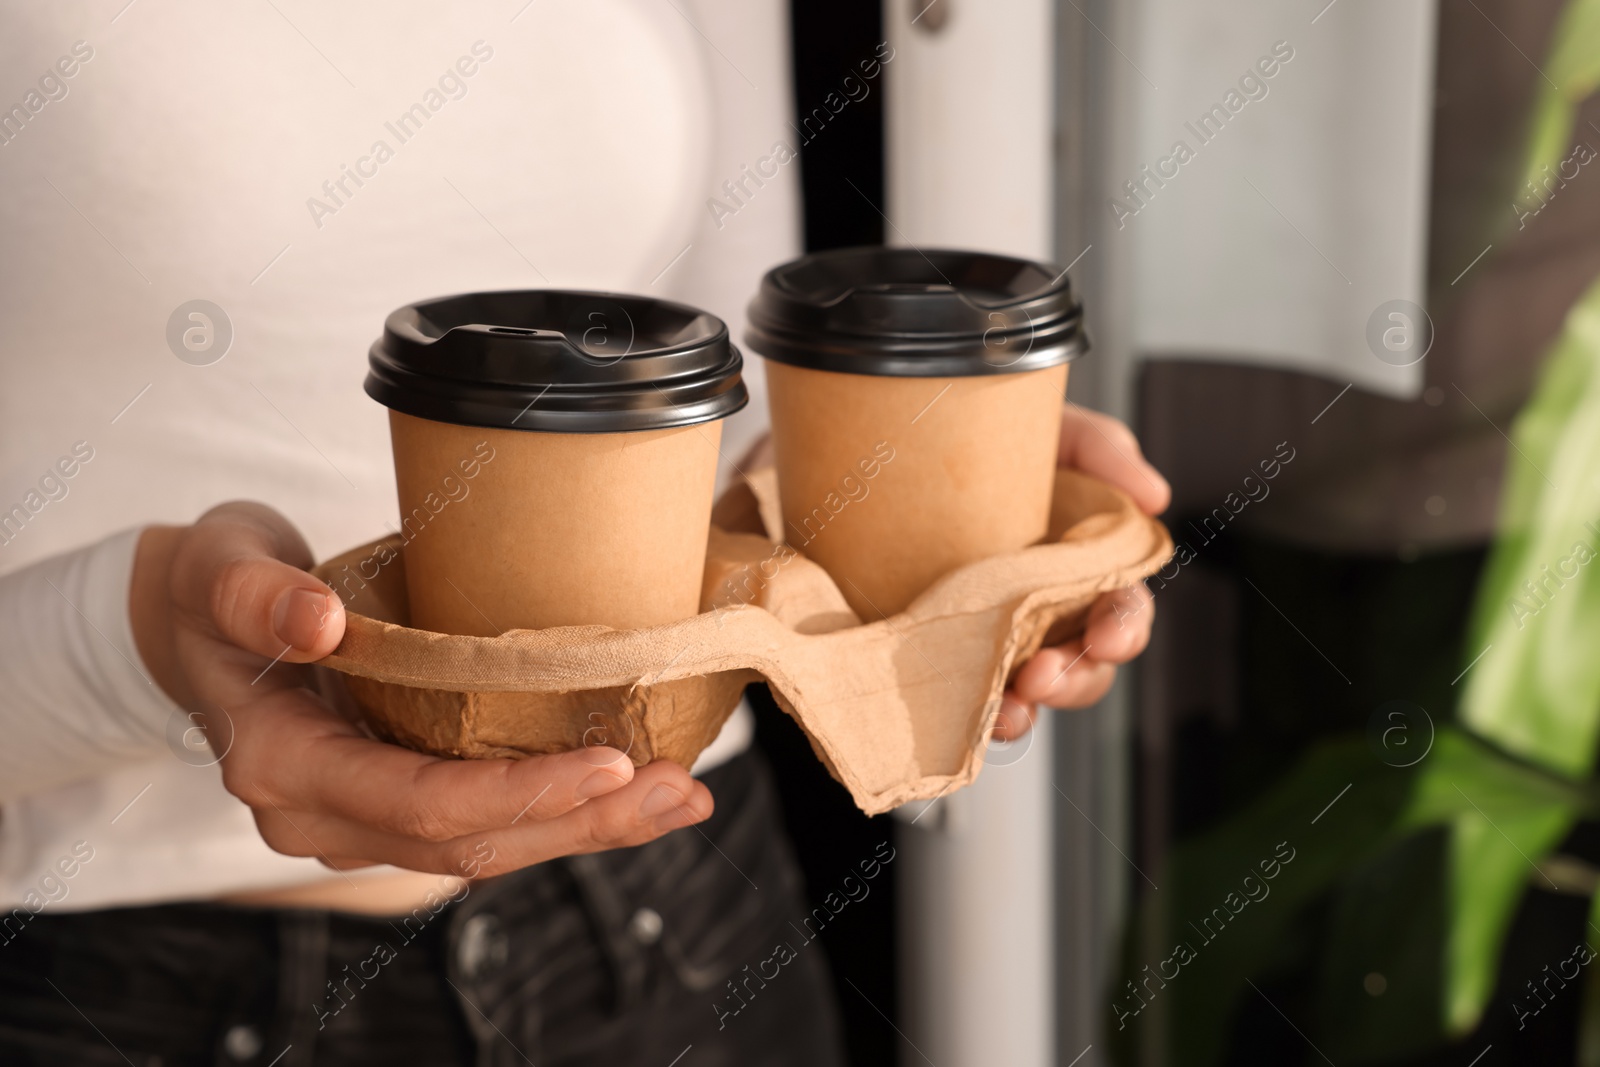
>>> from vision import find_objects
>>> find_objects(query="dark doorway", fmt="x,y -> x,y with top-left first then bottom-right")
750,6 -> 892,1066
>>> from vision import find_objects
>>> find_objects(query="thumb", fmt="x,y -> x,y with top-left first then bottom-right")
1060,404 -> 1171,516
171,501 -> 346,662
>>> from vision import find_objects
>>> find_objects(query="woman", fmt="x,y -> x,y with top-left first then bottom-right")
0,2 -> 1163,1063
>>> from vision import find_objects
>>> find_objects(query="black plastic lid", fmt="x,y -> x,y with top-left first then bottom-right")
366,290 -> 747,433
745,246 -> 1088,377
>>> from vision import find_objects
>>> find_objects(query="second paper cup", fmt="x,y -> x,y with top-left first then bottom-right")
746,248 -> 1087,620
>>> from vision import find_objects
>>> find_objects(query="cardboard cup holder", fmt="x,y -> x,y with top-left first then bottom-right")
312,468 -> 1172,815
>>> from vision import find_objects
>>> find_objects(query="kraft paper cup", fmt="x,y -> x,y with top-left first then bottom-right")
747,248 -> 1087,620
366,290 -> 746,635
764,360 -> 1068,619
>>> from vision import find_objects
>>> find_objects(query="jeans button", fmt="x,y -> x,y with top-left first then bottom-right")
223,1024 -> 263,1061
628,906 -> 663,945
457,912 -> 509,978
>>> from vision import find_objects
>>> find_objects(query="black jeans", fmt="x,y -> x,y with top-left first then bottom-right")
0,752 -> 847,1067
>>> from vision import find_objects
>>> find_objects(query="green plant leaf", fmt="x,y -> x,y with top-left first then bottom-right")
1107,737 -> 1405,1067
1458,279 -> 1600,773
1108,728 -> 1596,1065
1432,271 -> 1600,1033
1439,11 -> 1600,1009
1441,809 -> 1575,1031
1400,729 -> 1600,828
1518,0 -> 1600,191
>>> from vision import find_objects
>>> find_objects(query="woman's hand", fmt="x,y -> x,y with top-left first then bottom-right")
131,502 -> 711,877
991,405 -> 1170,739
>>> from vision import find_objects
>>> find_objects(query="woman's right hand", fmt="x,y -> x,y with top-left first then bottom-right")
131,501 -> 712,878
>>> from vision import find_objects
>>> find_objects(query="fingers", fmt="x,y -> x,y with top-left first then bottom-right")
1011,638 -> 1117,710
1059,404 -> 1171,516
513,761 -> 714,867
327,742 -> 639,841
220,687 -> 642,842
990,696 -> 1036,742
219,686 -> 711,875
1000,584 -> 1153,722
1082,583 -> 1154,663
250,759 -> 712,875
170,501 -> 345,663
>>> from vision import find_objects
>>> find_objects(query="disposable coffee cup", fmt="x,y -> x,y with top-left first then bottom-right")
366,290 -> 746,636
745,248 -> 1087,620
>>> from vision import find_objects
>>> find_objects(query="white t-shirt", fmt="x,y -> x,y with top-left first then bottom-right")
0,0 -> 796,909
